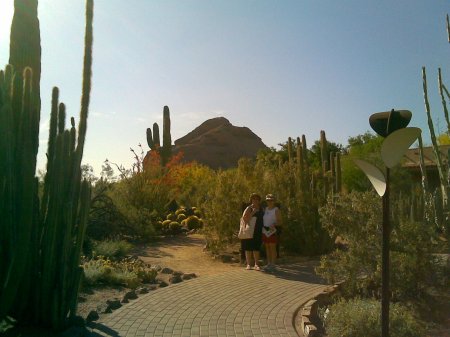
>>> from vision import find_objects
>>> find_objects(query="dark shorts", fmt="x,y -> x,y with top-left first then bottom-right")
241,237 -> 262,251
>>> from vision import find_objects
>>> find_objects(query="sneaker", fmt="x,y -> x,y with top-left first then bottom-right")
246,265 -> 252,270
254,265 -> 261,271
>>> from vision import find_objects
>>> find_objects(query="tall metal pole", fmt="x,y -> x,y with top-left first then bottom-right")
381,167 -> 390,337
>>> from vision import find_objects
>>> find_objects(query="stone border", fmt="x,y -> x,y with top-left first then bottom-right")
295,283 -> 341,337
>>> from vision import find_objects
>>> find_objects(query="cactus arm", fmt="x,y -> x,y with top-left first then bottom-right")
422,66 -> 447,206
438,68 -> 450,131
146,127 -> 154,149
153,123 -> 160,148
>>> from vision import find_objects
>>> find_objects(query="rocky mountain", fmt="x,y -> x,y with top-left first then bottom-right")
172,117 -> 267,169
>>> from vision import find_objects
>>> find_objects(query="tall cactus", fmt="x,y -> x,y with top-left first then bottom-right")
146,122 -> 160,150
9,0 -> 41,105
0,0 -> 94,330
422,67 -> 447,206
146,105 -> 172,166
335,152 -> 342,193
161,105 -> 172,165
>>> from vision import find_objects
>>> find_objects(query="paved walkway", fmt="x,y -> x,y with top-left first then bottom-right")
88,262 -> 328,337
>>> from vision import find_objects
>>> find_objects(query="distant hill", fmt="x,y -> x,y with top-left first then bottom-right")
172,117 -> 267,169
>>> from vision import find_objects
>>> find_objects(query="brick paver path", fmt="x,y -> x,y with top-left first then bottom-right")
88,262 -> 327,337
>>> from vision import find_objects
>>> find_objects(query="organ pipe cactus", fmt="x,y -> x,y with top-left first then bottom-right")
0,0 -> 94,330
9,0 -> 41,104
422,64 -> 450,234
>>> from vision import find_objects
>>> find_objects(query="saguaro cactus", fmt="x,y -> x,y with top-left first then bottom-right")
146,105 -> 172,166
146,122 -> 160,150
161,105 -> 172,165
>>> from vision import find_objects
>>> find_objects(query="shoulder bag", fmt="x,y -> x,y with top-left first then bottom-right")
238,216 -> 256,239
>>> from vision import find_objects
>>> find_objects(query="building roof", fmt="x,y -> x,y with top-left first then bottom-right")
403,145 -> 450,168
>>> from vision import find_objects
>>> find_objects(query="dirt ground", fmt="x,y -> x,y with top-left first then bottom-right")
135,233 -> 241,276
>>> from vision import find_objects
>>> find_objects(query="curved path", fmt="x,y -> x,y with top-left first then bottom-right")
88,263 -> 328,337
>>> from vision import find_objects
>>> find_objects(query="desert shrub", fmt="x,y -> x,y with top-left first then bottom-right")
193,209 -> 202,217
324,298 -> 424,337
202,169 -> 252,250
82,256 -> 157,289
317,191 -> 443,301
186,215 -> 202,230
86,179 -> 131,240
93,239 -> 134,260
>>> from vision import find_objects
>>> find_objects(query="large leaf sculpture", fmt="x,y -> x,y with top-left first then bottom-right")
381,127 -> 421,168
354,159 -> 387,196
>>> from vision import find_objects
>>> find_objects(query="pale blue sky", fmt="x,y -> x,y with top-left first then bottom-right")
0,1 -> 449,175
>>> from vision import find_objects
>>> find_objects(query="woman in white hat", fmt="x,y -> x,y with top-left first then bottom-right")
262,194 -> 282,271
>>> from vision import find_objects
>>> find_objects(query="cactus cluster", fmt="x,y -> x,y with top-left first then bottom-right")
146,105 -> 172,166
0,0 -> 94,330
287,130 -> 342,198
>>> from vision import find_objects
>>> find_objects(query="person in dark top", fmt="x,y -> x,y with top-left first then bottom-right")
241,193 -> 264,270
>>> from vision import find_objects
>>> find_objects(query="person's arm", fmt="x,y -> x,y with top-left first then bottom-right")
242,206 -> 254,223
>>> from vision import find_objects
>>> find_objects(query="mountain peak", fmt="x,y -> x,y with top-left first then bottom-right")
173,117 -> 267,169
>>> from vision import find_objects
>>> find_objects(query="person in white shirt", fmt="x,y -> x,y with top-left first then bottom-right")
262,194 -> 282,271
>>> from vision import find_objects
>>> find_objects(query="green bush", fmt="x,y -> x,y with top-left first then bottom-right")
317,191 -> 443,301
186,215 -> 203,230
93,240 -> 133,260
82,256 -> 157,289
325,298 -> 424,337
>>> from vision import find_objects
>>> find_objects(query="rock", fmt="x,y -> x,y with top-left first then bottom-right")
220,254 -> 233,263
169,274 -> 183,284
148,284 -> 158,291
182,273 -> 197,280
138,287 -> 149,294
121,298 -> 129,304
159,280 -> 169,288
173,271 -> 183,277
151,265 -> 162,272
96,303 -> 108,314
161,267 -> 174,274
104,307 -> 113,314
123,290 -> 138,301
106,299 -> 122,311
86,310 -> 99,322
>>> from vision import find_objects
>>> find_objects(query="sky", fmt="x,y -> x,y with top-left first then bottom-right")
0,1 -> 449,176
